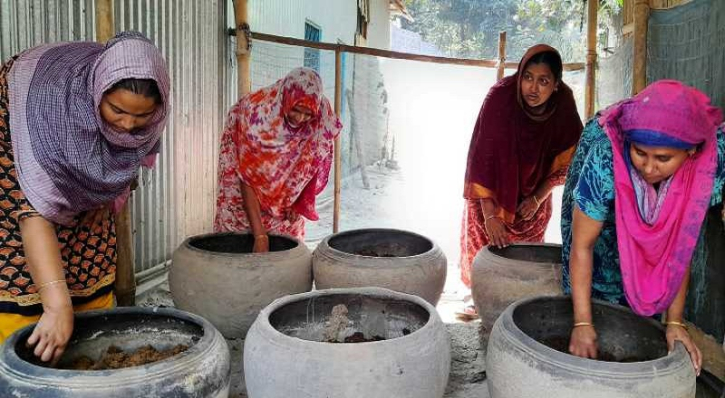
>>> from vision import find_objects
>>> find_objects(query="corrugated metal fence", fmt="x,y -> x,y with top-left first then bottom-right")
0,0 -> 233,276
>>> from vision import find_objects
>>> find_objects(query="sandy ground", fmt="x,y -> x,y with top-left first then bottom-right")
138,280 -> 490,398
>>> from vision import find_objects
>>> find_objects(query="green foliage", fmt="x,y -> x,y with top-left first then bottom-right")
401,0 -> 621,62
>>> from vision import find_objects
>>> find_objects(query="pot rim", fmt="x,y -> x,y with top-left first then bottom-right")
181,231 -> 306,259
483,242 -> 563,265
0,306 -> 227,386
495,295 -> 693,378
253,287 -> 443,348
318,228 -> 442,262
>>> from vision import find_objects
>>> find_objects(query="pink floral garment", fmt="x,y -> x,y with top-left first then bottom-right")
214,68 -> 342,240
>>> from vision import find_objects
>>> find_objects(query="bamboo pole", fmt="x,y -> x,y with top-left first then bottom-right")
496,31 -> 506,81
114,207 -> 135,306
633,0 -> 650,94
239,31 -> 586,71
95,0 -> 114,42
234,0 -> 251,96
585,0 -> 598,118
333,50 -> 342,233
96,0 -> 135,306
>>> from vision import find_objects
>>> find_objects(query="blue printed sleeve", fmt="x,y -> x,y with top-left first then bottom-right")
572,137 -> 615,222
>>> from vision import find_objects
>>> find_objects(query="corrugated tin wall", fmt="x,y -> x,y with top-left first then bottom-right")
114,0 -> 230,274
0,0 -> 97,55
0,0 -> 232,274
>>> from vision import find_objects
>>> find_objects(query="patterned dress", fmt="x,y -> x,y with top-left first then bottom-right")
215,124 -> 307,238
0,59 -> 116,317
459,170 -> 564,287
561,119 -> 725,306
214,68 -> 342,240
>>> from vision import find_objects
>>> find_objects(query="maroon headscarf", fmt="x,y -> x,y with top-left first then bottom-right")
463,44 -> 583,222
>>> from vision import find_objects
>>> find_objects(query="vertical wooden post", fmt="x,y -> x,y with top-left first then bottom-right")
95,0 -> 114,42
234,0 -> 251,96
496,31 -> 506,81
633,0 -> 650,95
114,208 -> 135,306
96,0 -> 135,306
333,50 -> 342,233
585,0 -> 598,118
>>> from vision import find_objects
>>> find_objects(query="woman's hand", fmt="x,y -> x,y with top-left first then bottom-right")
516,196 -> 540,221
26,286 -> 74,365
253,234 -> 269,253
569,325 -> 598,359
666,324 -> 701,376
19,215 -> 74,365
485,216 -> 509,248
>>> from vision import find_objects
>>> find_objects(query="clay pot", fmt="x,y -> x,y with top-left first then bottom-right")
487,296 -> 696,398
313,229 -> 447,305
471,243 -> 562,336
0,307 -> 230,397
169,232 -> 312,338
244,287 -> 451,398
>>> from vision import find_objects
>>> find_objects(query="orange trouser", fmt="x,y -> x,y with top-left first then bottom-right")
0,292 -> 115,344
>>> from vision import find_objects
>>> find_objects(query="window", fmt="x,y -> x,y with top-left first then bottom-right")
356,0 -> 370,42
304,22 -> 321,72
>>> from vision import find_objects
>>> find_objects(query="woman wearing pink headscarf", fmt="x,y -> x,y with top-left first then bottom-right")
561,80 -> 724,375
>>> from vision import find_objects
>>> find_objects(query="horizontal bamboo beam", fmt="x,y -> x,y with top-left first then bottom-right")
230,30 -> 586,71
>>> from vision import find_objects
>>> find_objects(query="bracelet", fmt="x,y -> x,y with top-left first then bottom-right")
665,321 -> 688,330
573,322 -> 594,328
37,279 -> 66,291
484,214 -> 499,222
254,234 -> 268,240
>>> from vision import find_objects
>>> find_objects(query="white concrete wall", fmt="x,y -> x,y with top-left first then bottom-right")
367,0 -> 391,50
248,0 -> 357,44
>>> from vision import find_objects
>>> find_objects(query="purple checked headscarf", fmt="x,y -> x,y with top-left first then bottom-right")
7,31 -> 170,225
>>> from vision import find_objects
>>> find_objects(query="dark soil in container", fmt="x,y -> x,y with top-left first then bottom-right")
326,332 -> 386,343
67,344 -> 188,370
344,332 -> 385,343
540,335 -> 651,363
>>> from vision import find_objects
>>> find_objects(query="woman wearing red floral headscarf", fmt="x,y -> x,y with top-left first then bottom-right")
215,68 -> 342,252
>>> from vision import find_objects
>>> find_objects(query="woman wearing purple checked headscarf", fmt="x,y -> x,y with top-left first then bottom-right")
0,31 -> 169,365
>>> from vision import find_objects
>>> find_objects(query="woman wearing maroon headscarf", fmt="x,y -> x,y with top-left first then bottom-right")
458,45 -> 583,318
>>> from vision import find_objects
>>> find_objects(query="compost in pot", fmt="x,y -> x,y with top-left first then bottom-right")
67,344 -> 189,370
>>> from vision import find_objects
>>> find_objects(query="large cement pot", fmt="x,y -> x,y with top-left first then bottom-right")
313,229 -> 447,305
170,232 -> 312,338
487,296 -> 696,398
472,243 -> 562,336
0,307 -> 230,397
244,287 -> 451,398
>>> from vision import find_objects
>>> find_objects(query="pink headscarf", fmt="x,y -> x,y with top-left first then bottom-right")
599,80 -> 723,316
